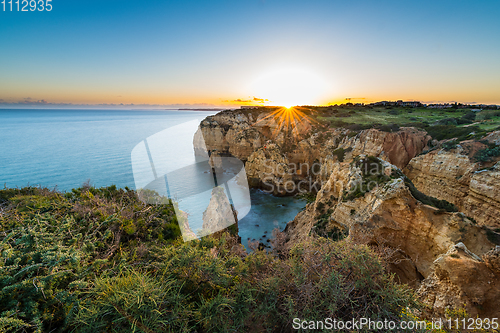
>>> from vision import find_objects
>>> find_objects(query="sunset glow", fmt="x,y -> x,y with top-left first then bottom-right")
249,69 -> 331,107
0,1 -> 499,108
254,106 -> 318,141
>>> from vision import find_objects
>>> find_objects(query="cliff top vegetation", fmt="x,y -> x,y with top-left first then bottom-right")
0,185 -> 422,332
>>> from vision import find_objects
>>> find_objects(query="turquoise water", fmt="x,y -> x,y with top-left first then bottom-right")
0,109 -> 305,248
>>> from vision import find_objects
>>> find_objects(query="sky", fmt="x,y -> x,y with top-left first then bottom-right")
1,0 -> 500,108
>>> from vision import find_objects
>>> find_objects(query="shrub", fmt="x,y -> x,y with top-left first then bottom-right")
485,228 -> 500,245
462,111 -> 476,121
442,140 -> 458,151
425,125 -> 483,141
404,178 -> 458,212
476,110 -> 500,120
376,123 -> 400,132
331,147 -> 346,162
71,270 -> 191,333
401,121 -> 429,129
297,192 -> 316,204
474,146 -> 500,162
343,156 -> 391,201
0,186 -> 181,332
0,186 -> 421,332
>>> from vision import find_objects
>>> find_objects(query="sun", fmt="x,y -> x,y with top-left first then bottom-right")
249,68 -> 331,107
252,106 -> 320,142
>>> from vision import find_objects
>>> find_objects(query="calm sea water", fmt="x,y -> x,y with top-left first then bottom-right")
0,109 -> 305,249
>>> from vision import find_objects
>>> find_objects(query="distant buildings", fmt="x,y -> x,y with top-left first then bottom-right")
240,101 -> 498,110
368,100 -> 423,107
240,106 -> 282,110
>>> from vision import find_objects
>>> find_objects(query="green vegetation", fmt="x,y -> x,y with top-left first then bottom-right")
424,124 -> 485,141
343,156 -> 392,201
296,192 -> 316,204
311,206 -> 348,241
339,156 -> 458,213
484,227 -> 500,245
331,147 -> 346,162
0,186 -> 421,332
442,140 -> 458,151
403,177 -> 458,213
475,144 -> 500,162
313,214 -> 348,241
314,106 -> 500,138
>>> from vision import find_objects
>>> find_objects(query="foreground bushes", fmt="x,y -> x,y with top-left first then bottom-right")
72,237 -> 419,333
0,186 -> 420,332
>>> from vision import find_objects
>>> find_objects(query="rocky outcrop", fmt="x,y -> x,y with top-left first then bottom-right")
201,186 -> 238,239
245,144 -> 295,196
197,109 -> 500,318
198,110 -> 431,191
330,128 -> 431,169
483,130 -> 500,145
405,147 -> 500,229
178,210 -> 197,241
417,244 -> 500,318
285,156 -> 498,314
196,111 -> 263,161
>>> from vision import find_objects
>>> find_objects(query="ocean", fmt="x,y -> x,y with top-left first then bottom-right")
0,109 -> 305,249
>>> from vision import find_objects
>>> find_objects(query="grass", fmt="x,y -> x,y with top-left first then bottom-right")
317,107 -> 468,127
313,106 -> 500,137
0,185 -> 422,332
342,156 -> 393,201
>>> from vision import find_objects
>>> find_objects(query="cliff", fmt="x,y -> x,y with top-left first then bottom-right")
417,244 -> 500,318
201,186 -> 239,238
245,143 -> 295,195
196,109 -> 500,319
196,110 -> 431,192
404,138 -> 500,229
285,155 -> 499,316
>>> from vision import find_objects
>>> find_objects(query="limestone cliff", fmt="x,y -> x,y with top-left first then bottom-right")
405,144 -> 500,229
285,155 -> 499,315
196,109 -> 500,319
196,111 -> 263,160
245,143 -> 295,196
338,127 -> 431,169
201,186 -> 239,239
417,244 -> 500,318
197,110 -> 431,193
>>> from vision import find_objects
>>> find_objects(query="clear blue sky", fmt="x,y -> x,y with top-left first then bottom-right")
1,0 -> 499,107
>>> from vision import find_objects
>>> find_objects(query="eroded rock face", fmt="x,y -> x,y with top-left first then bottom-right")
199,111 -> 431,192
417,244 -> 500,318
483,130 -> 500,145
285,156 -> 498,313
197,112 -> 263,161
337,128 -> 431,169
198,110 -> 500,319
405,148 -> 500,229
201,186 -> 238,239
245,144 -> 295,196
